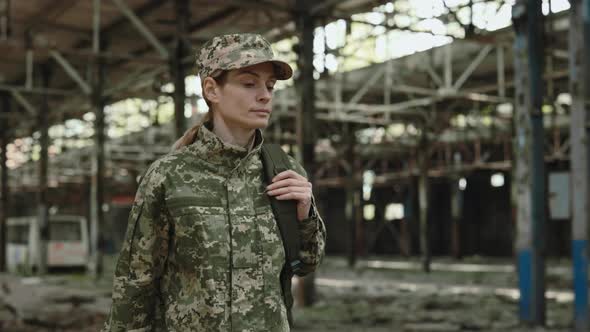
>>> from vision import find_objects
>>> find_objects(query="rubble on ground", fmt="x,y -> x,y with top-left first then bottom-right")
0,257 -> 575,331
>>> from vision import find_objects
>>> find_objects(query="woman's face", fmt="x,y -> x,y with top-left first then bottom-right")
206,62 -> 277,131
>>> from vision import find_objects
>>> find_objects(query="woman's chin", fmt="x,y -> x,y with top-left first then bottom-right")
246,117 -> 270,130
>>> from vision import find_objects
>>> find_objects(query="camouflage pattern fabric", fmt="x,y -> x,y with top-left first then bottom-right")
102,124 -> 326,332
196,33 -> 293,80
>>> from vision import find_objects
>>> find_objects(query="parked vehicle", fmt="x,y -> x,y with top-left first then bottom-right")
5,215 -> 89,272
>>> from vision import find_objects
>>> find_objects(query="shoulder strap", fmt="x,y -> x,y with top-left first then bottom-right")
260,143 -> 302,271
260,143 -> 302,327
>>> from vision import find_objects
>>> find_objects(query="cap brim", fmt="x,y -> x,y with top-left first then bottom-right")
241,58 -> 293,80
217,58 -> 293,80
269,60 -> 293,80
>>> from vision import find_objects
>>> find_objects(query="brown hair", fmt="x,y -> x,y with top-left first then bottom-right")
172,72 -> 227,150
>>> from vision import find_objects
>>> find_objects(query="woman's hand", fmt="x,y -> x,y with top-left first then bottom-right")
266,170 -> 312,221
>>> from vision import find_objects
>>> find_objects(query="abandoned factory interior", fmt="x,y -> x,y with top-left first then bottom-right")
0,0 -> 589,331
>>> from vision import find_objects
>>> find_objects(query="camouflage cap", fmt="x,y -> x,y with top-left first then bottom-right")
196,33 -> 293,80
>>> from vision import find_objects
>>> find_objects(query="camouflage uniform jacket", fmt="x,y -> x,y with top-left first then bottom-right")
103,125 -> 326,332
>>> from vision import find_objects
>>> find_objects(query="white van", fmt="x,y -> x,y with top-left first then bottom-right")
6,215 -> 89,272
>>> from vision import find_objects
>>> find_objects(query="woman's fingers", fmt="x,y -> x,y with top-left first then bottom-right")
266,170 -> 313,213
275,192 -> 311,201
267,185 -> 309,196
265,170 -> 314,221
271,170 -> 306,183
267,178 -> 309,191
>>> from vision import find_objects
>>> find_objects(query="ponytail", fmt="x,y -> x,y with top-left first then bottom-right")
173,71 -> 226,150
172,112 -> 213,151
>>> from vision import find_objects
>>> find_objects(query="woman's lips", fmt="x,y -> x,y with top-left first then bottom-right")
251,109 -> 271,115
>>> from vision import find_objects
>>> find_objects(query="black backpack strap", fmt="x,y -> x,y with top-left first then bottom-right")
260,143 -> 302,326
260,144 -> 302,270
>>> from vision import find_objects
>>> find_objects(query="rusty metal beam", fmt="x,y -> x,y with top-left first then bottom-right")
110,0 -> 169,59
50,50 -> 92,94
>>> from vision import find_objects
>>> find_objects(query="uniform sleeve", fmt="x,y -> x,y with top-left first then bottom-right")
102,162 -> 170,332
287,156 -> 326,276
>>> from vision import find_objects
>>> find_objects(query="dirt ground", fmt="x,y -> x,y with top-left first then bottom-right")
0,256 -> 576,331
292,257 -> 573,331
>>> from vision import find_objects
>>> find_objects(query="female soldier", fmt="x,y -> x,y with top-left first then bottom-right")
103,33 -> 326,331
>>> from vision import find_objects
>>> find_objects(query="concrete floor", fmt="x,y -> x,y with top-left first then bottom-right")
292,257 -> 573,331
0,256 -> 576,331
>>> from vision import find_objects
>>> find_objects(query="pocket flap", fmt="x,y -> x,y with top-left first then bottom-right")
168,205 -> 226,217
166,196 -> 224,217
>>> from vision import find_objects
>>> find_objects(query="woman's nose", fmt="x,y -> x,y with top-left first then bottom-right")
258,87 -> 272,102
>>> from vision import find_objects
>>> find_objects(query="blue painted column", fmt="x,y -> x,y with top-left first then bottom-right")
512,0 -> 546,325
569,1 -> 590,330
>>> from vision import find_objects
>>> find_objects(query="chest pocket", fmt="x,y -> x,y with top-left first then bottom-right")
167,200 -> 230,269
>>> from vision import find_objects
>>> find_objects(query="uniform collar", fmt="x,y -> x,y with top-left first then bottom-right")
189,123 -> 264,171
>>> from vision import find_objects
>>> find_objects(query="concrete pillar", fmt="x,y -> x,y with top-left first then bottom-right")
295,0 -> 316,170
450,177 -> 463,259
89,0 -> 107,278
89,61 -> 106,277
417,139 -> 430,272
89,47 -> 106,278
37,64 -> 51,275
512,0 -> 546,325
354,180 -> 364,257
402,182 -> 415,256
295,0 -> 316,307
0,94 -> 9,272
569,1 -> 590,330
345,131 -> 358,267
172,0 -> 189,138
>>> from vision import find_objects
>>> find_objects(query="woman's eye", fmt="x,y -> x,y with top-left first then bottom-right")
267,86 -> 275,91
243,82 -> 256,87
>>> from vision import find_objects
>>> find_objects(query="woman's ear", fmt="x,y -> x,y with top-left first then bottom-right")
202,77 -> 220,104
